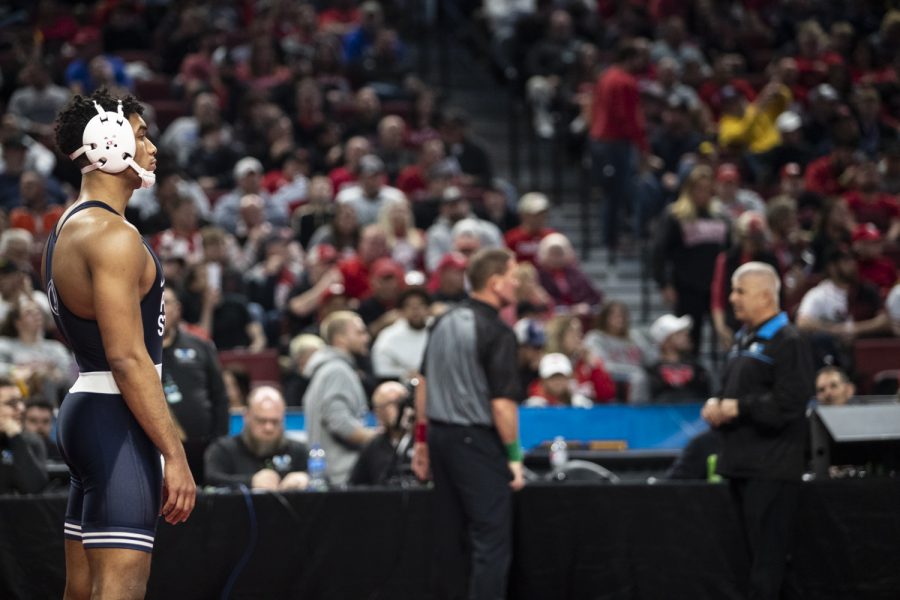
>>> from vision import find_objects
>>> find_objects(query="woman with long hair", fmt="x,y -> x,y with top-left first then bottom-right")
584,301 -> 654,403
378,198 -> 425,271
545,315 -> 616,403
652,164 -> 729,354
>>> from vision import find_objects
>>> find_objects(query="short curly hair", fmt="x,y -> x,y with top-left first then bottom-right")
54,88 -> 144,168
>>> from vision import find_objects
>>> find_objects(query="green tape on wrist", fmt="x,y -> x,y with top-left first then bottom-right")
505,440 -> 523,462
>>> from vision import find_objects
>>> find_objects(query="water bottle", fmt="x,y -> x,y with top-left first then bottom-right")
307,444 -> 327,491
549,436 -> 568,471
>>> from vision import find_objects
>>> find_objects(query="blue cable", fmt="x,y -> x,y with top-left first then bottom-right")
220,484 -> 258,600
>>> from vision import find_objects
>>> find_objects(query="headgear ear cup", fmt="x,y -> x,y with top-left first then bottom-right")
68,100 -> 155,189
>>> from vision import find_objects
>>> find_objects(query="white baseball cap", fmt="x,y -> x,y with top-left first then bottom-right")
775,111 -> 802,133
233,156 -> 263,180
518,192 -> 550,215
539,353 -> 573,379
650,314 -> 693,345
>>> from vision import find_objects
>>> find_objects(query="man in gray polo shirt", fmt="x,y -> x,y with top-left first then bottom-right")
412,247 -> 524,600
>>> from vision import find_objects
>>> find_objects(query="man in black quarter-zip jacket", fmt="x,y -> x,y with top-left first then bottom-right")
703,261 -> 814,600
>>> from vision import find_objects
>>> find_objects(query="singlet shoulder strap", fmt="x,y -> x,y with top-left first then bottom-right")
53,200 -> 121,237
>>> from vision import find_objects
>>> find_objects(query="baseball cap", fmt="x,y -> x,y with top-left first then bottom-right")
514,318 -> 547,348
775,111 -> 802,134
716,163 -> 740,183
435,252 -> 467,272
398,286 -> 431,307
780,162 -> 802,178
357,154 -> 385,176
442,186 -> 464,203
370,257 -> 405,281
233,157 -> 263,180
813,83 -> 839,102
518,192 -> 550,215
539,353 -> 573,379
650,314 -> 693,345
852,222 -> 882,243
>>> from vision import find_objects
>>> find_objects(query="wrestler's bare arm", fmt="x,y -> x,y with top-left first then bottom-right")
88,223 -> 196,524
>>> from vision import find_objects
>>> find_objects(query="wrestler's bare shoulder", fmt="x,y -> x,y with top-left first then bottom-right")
56,205 -> 142,256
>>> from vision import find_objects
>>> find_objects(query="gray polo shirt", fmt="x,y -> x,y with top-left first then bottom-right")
422,298 -> 521,426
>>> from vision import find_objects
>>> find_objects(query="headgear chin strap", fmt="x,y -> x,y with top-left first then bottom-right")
68,100 -> 155,189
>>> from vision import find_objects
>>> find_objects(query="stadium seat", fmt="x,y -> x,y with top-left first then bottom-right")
853,338 -> 900,394
219,348 -> 281,385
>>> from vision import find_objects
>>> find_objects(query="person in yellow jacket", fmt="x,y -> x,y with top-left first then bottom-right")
718,82 -> 792,155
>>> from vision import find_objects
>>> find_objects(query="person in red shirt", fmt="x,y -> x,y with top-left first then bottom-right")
396,138 -> 444,202
337,224 -> 389,300
589,40 -> 649,255
852,223 -> 898,297
804,135 -> 859,197
843,161 -> 900,242
503,192 -> 556,265
525,353 -> 593,408
546,315 -> 616,403
328,136 -> 371,193
8,171 -> 64,243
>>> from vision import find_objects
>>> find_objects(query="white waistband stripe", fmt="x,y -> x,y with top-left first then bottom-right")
82,531 -> 155,542
69,364 -> 162,394
83,538 -> 154,549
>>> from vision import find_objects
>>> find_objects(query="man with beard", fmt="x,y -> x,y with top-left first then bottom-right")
349,381 -> 415,486
161,285 -> 229,483
203,386 -> 309,490
372,287 -> 431,381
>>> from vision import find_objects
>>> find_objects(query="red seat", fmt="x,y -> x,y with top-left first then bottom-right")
219,348 -> 281,385
853,338 -> 900,394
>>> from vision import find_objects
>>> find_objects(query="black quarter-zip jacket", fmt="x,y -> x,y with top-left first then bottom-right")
716,312 -> 815,481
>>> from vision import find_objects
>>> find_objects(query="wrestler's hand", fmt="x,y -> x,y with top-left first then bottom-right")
509,461 -> 525,491
161,455 -> 196,525
412,441 -> 430,481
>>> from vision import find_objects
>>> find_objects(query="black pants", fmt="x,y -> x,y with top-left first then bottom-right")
428,423 -> 513,600
676,285 -> 712,357
729,478 -> 801,600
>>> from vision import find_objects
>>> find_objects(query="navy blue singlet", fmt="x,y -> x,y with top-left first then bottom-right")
46,200 -> 166,554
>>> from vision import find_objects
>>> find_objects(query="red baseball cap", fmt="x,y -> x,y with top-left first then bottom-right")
436,252 -> 468,272
852,223 -> 882,243
370,257 -> 405,281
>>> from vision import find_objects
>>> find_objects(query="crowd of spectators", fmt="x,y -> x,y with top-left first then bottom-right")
485,0 -> 900,372
1,1 -> 900,494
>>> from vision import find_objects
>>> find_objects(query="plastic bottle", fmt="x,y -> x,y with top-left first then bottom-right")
307,444 -> 327,491
549,436 -> 568,471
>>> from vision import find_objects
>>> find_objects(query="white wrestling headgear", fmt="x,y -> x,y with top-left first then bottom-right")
68,100 -> 156,189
